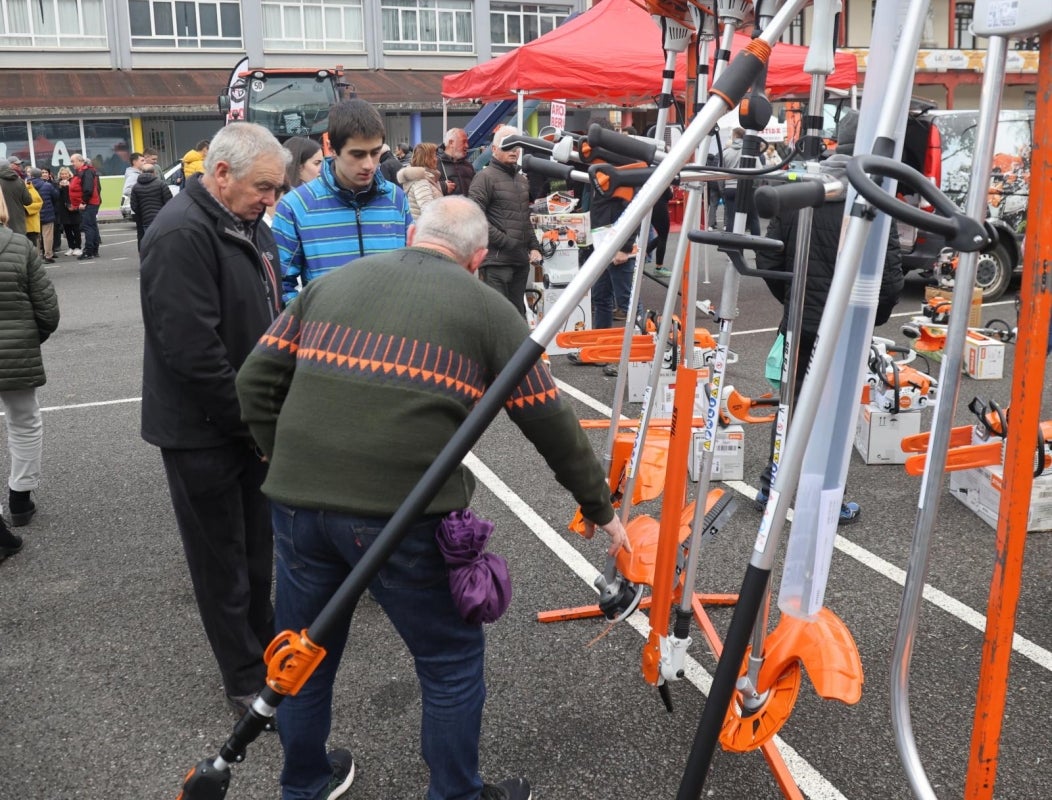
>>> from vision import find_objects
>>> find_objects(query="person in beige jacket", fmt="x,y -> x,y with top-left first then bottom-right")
397,142 -> 443,220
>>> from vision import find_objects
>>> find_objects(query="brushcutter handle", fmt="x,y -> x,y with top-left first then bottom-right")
498,134 -> 555,156
846,155 -> 989,252
521,155 -> 581,184
754,177 -> 841,218
587,124 -> 659,165
588,162 -> 655,201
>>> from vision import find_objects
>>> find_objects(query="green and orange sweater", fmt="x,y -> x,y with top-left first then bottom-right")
236,245 -> 614,524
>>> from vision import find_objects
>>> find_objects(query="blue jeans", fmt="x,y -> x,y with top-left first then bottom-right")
592,257 -> 636,329
80,203 -> 100,255
272,504 -> 487,800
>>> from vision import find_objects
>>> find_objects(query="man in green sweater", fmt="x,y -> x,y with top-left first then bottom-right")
236,195 -> 628,800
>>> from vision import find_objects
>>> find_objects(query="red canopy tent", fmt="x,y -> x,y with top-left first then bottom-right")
442,0 -> 857,105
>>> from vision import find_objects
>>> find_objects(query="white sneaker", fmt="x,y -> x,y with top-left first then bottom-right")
72,249 -> 82,256
65,249 -> 74,256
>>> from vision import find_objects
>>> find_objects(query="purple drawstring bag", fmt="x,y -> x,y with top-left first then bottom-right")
435,509 -> 512,624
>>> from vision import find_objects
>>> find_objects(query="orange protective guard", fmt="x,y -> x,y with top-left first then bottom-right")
721,387 -> 777,425
264,629 -> 328,696
719,608 -> 863,753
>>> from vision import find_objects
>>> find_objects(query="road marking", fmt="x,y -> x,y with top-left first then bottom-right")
464,451 -> 849,800
554,379 -> 1052,673
31,387 -> 1052,676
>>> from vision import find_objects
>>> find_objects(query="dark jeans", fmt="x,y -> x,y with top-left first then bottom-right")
480,263 -> 529,318
160,443 -> 274,696
706,182 -> 723,228
81,203 -> 101,255
647,200 -> 670,266
592,257 -> 636,329
272,505 -> 486,800
722,187 -> 761,236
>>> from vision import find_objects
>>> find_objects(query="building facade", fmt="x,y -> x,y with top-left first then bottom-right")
0,0 -> 1040,205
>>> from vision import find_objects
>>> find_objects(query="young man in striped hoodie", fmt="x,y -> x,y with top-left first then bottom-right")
272,99 -> 412,306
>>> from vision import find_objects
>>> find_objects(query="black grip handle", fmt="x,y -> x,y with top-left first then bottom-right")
499,134 -> 555,155
687,228 -> 784,254
754,180 -> 828,218
587,124 -> 658,164
846,155 -> 989,252
522,154 -> 577,182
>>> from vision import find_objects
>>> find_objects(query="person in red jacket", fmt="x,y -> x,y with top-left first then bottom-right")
71,153 -> 101,261
56,167 -> 83,256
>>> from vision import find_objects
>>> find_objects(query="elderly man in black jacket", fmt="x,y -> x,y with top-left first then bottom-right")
468,125 -> 542,317
129,163 -> 173,250
754,110 -> 904,523
139,122 -> 288,721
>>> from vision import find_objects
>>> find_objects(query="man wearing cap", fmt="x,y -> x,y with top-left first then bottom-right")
0,157 -> 32,235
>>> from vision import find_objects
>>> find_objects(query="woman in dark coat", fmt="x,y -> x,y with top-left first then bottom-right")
0,189 -> 60,557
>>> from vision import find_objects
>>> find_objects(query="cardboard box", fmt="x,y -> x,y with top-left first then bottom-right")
854,403 -> 924,465
531,212 -> 592,247
964,332 -> 1005,380
925,285 -> 982,329
949,464 -> 1052,532
525,283 -> 591,356
627,346 -> 712,405
689,424 -> 745,482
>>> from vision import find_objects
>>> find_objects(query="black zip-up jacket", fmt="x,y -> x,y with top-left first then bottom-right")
468,159 -> 541,270
129,172 -> 173,236
139,177 -> 281,449
758,155 -> 903,336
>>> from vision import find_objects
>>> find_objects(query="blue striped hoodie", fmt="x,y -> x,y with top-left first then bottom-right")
272,157 -> 412,305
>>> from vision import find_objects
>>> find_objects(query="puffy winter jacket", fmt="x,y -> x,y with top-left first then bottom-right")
77,163 -> 101,206
397,165 -> 442,220
468,159 -> 540,269
31,177 -> 59,224
0,227 -> 60,391
23,183 -> 42,235
0,164 -> 32,234
129,172 -> 173,235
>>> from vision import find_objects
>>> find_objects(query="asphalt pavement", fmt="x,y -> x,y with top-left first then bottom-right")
2,221 -> 1051,800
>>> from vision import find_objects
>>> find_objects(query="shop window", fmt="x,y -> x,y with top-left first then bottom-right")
490,3 -> 566,53
262,0 -> 365,52
0,122 -> 30,166
381,0 -> 473,54
780,12 -> 803,46
82,120 -> 135,176
0,0 -> 107,47
28,120 -> 85,174
129,0 -> 242,48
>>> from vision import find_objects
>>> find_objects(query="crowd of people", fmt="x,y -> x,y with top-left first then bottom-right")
132,100 -> 627,800
2,99 -> 903,800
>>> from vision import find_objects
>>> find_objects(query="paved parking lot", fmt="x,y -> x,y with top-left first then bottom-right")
2,221 -> 1051,799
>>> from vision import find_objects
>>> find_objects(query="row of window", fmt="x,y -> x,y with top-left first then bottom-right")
0,0 -> 571,52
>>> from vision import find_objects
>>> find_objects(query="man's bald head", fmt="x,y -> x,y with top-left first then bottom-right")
408,196 -> 489,271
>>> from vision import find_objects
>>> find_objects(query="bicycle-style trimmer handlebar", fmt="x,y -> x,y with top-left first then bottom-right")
845,155 -> 990,252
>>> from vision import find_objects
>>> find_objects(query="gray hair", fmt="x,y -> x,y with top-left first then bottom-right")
204,122 -> 290,178
142,163 -> 157,173
492,125 -> 519,150
413,196 -> 488,262
444,127 -> 466,144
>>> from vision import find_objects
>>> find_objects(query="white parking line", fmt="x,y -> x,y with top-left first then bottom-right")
553,378 -> 1052,673
36,388 -> 1052,677
464,451 -> 849,800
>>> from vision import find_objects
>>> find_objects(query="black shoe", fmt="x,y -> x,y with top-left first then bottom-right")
612,308 -> 628,322
0,517 -> 23,559
43,257 -> 56,264
754,487 -> 769,512
602,363 -> 619,377
9,490 -> 35,527
481,777 -> 532,800
76,253 -> 93,261
322,748 -> 355,799
225,692 -> 278,732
